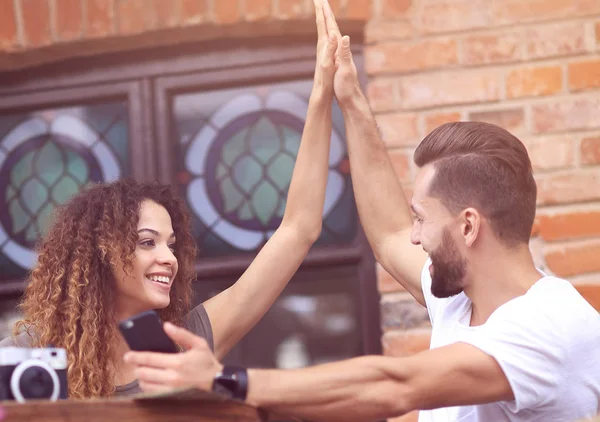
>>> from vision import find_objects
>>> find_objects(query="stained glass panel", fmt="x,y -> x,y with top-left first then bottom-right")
174,80 -> 357,257
0,102 -> 130,281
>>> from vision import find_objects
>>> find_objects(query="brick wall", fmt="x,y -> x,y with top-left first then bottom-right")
1,1 -> 600,421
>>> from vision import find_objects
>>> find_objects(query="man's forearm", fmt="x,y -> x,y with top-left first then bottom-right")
341,92 -> 413,250
245,356 -> 412,422
281,87 -> 333,242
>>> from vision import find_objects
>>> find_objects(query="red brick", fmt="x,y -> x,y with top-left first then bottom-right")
365,39 -> 458,75
381,293 -> 430,330
54,0 -> 83,41
244,0 -> 271,22
376,113 -> 419,148
276,0 -> 306,19
382,329 -> 431,357
469,108 -> 525,133
569,59 -> 600,92
146,0 -> 179,29
538,210 -> 600,241
86,0 -> 114,37
545,239 -> 600,278
525,135 -> 574,171
492,0 -> 600,25
524,22 -> 587,60
424,112 -> 461,134
0,0 -> 19,50
415,0 -> 491,35
537,170 -> 600,205
326,0 -> 342,15
389,149 -> 413,183
462,33 -> 521,65
532,98 -> 600,134
21,0 -> 52,47
367,78 -> 398,113
181,0 -> 208,25
389,412 -> 420,422
400,70 -> 500,110
116,0 -> 145,34
574,284 -> 600,312
345,0 -> 371,20
365,20 -> 415,44
531,217 -> 541,237
506,66 -> 563,99
581,137 -> 600,165
377,264 -> 406,293
379,0 -> 411,19
215,0 -> 241,24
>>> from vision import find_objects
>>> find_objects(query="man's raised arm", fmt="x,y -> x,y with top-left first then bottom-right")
325,3 -> 427,304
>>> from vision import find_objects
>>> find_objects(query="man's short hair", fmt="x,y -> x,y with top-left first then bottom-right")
414,121 -> 537,246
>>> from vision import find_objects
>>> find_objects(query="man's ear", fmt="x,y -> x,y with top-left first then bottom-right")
461,208 -> 481,248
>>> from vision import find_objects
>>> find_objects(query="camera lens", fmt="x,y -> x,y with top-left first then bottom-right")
18,366 -> 55,399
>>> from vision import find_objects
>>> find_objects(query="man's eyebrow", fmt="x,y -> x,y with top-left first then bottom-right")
137,228 -> 176,238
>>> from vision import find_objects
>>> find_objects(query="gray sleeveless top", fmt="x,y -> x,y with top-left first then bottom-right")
0,304 -> 214,397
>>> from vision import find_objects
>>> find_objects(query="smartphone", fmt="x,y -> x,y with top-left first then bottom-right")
118,310 -> 179,353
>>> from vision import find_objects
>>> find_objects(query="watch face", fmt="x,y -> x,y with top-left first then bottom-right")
213,373 -> 238,397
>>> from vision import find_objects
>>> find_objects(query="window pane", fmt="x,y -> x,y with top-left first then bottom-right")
0,102 -> 130,281
173,80 -> 357,257
198,275 -> 362,369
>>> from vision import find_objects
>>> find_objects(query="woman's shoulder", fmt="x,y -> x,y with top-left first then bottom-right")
183,303 -> 214,352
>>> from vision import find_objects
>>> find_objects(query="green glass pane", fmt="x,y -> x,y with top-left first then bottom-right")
10,150 -> 35,187
8,199 -> 29,233
220,178 -> 245,213
216,163 -> 228,181
267,154 -> 294,191
232,156 -> 262,194
35,142 -> 64,186
222,128 -> 249,167
283,128 -> 301,156
51,176 -> 80,204
25,223 -> 38,243
21,179 -> 48,214
37,202 -> 55,237
251,181 -> 279,225
66,150 -> 89,184
238,202 -> 253,221
249,117 -> 279,164
277,199 -> 286,218
104,121 -> 128,164
5,185 -> 16,202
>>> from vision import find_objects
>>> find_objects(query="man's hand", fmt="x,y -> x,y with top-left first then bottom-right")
313,0 -> 338,93
124,322 -> 223,394
316,0 -> 361,103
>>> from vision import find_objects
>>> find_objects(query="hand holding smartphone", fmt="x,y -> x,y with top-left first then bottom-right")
118,310 -> 179,353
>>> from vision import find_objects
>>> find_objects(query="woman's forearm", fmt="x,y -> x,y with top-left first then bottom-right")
280,87 -> 334,242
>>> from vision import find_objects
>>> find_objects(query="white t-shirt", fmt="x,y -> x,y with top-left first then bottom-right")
418,259 -> 600,422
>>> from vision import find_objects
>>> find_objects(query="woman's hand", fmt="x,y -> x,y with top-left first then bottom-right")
313,0 -> 340,94
124,322 -> 223,393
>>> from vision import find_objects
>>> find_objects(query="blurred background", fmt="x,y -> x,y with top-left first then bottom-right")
0,1 -> 599,420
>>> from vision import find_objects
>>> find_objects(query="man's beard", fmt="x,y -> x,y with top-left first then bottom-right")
429,228 -> 467,299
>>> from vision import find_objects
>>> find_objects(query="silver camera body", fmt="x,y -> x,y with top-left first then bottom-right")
0,347 -> 68,402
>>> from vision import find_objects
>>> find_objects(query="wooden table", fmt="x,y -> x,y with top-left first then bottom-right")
0,389 -> 271,422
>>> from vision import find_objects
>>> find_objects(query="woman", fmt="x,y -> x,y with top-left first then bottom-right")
0,24 -> 335,396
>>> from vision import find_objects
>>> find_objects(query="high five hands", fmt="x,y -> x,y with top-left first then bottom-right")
313,0 -> 361,103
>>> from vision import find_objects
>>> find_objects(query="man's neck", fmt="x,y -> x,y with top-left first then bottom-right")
464,244 -> 542,326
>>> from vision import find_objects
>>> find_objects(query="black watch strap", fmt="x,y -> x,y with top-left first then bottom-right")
212,365 -> 248,401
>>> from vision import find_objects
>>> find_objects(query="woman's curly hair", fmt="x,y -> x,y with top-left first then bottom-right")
13,178 -> 197,398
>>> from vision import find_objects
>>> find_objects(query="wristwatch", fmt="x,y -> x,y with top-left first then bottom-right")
212,365 -> 248,401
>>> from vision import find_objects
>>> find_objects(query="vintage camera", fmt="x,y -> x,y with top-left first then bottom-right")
0,347 -> 68,402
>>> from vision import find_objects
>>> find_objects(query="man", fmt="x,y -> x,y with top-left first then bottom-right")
125,1 -> 600,420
